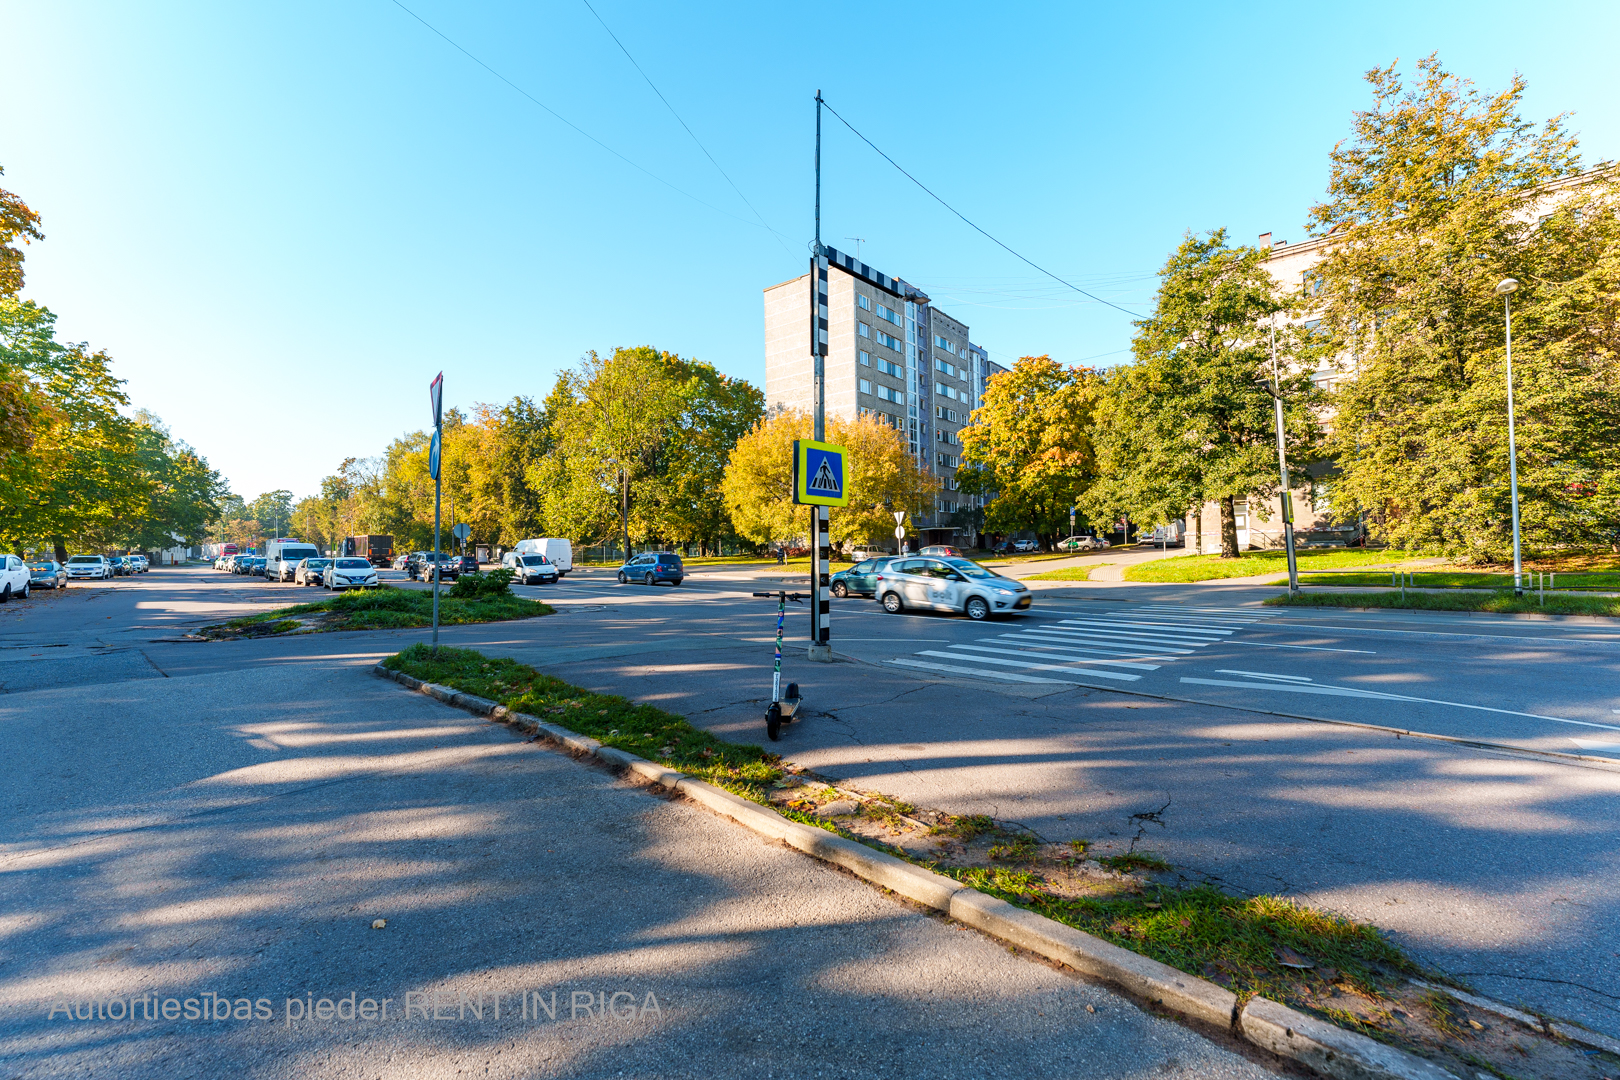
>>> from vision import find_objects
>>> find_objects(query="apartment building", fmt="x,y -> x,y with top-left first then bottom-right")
764,247 -> 1007,546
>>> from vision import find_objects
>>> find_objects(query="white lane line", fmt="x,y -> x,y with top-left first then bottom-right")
1061,617 -> 1233,637
1178,677 -> 1620,732
1216,669 -> 1312,682
1572,739 -> 1620,751
886,659 -> 1082,684
1213,639 -> 1378,655
986,636 -> 1177,662
1003,632 -> 1189,657
1019,629 -> 1200,653
948,643 -> 1159,672
1108,618 -> 1255,633
918,650 -> 1141,681
1048,626 -> 1223,647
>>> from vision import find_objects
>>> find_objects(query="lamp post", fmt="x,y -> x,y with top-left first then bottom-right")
1255,373 -> 1300,594
1495,278 -> 1524,596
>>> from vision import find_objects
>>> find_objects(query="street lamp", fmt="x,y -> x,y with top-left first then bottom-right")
1495,277 -> 1524,596
1255,374 -> 1300,593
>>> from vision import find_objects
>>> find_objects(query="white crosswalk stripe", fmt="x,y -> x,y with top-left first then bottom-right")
884,604 -> 1280,687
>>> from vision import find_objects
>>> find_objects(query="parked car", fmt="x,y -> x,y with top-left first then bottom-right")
616,552 -> 684,586
501,551 -> 559,585
265,540 -> 320,582
246,557 -> 267,577
324,557 -> 379,590
0,554 -> 31,600
1055,535 -> 1108,553
874,556 -> 1032,620
294,557 -> 332,586
65,554 -> 111,580
406,552 -> 458,581
848,547 -> 887,562
919,545 -> 962,558
28,560 -> 68,589
455,554 -> 479,575
393,552 -> 415,571
830,557 -> 895,598
127,554 -> 150,573
107,556 -> 131,576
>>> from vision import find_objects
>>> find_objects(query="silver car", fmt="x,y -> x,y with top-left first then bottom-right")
874,556 -> 1032,621
28,561 -> 68,589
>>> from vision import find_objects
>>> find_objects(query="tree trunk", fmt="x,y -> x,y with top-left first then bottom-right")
53,536 -> 67,564
1219,496 -> 1240,557
1193,506 -> 1203,555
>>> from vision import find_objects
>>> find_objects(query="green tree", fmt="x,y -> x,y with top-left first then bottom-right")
956,356 -> 1104,550
1307,57 -> 1620,559
1084,231 -> 1321,556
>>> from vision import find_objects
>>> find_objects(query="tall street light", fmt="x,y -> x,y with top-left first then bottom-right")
1495,278 -> 1524,596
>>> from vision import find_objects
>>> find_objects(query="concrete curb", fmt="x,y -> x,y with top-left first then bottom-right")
371,661 -> 1460,1080
1410,979 -> 1620,1057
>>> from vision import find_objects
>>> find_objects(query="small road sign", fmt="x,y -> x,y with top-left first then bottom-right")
452,523 -> 471,541
893,510 -> 906,524
792,439 -> 849,506
894,526 -> 906,541
429,372 -> 443,428
428,429 -> 442,481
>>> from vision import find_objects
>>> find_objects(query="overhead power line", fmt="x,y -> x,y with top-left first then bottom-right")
388,0 -> 780,235
578,0 -> 792,257
818,96 -> 1147,321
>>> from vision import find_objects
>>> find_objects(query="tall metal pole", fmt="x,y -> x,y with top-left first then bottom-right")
1271,320 -> 1299,593
1504,292 -> 1523,596
432,452 -> 441,652
808,90 -> 831,661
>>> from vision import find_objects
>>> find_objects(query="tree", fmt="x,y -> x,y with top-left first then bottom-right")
1083,231 -> 1321,557
956,356 -> 1104,550
0,165 -> 44,299
118,412 -> 227,552
721,409 -> 936,550
1307,56 -> 1620,559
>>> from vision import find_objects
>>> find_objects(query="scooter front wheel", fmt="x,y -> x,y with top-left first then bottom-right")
766,702 -> 782,741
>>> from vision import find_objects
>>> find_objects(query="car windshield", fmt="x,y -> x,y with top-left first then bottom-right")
943,557 -> 996,579
521,555 -> 547,566
281,547 -> 318,559
306,559 -> 331,568
28,563 -> 52,571
67,556 -> 100,564
335,559 -> 370,569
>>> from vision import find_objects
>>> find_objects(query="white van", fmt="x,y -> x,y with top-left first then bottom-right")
514,538 -> 572,576
264,538 -> 321,582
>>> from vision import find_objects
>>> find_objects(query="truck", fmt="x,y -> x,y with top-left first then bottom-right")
344,535 -> 394,567
264,538 -> 321,582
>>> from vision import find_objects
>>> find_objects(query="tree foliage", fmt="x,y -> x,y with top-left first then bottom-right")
956,356 -> 1103,548
1308,56 -> 1620,559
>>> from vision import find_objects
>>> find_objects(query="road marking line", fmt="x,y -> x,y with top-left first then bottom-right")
1217,640 -> 1378,654
948,644 -> 1158,672
916,650 -> 1140,681
1048,625 -> 1221,646
886,659 -> 1082,684
1017,629 -> 1199,653
1178,677 -> 1620,731
1060,617 -> 1232,637
1216,669 -> 1312,682
986,636 -> 1177,662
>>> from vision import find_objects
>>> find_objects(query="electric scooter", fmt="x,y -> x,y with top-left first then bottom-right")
751,590 -> 804,740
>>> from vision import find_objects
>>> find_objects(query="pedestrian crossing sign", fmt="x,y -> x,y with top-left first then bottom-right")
793,439 -> 848,506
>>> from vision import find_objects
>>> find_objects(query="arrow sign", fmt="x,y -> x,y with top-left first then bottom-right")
428,428 -> 442,481
429,372 -> 443,428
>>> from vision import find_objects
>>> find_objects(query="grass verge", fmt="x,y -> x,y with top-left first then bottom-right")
1024,563 -> 1109,582
204,586 -> 553,637
1266,589 -> 1620,617
1298,570 -> 1620,591
1124,549 -> 1417,583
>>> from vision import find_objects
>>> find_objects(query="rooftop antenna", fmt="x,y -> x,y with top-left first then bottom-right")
844,236 -> 866,261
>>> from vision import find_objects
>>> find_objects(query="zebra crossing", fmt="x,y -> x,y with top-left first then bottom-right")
885,605 -> 1281,687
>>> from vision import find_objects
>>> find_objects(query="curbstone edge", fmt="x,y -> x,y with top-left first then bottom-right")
1239,997 -> 1459,1080
948,890 -> 1238,1030
780,826 -> 962,912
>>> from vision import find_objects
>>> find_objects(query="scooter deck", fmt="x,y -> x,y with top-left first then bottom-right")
778,697 -> 802,720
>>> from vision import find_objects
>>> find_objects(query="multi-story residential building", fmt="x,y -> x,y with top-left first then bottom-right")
764,247 -> 1007,547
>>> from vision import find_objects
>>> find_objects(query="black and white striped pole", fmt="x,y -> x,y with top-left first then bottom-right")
807,90 -> 833,662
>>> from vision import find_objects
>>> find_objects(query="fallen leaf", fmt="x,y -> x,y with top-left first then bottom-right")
371,919 -> 387,930
1276,946 -> 1315,969
1086,1004 -> 1096,1014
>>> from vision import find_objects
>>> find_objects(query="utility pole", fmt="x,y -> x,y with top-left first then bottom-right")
1495,279 -> 1524,596
1265,318 -> 1300,593
429,372 -> 444,652
807,90 -> 831,662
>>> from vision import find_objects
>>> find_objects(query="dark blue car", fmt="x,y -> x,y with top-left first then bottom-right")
617,552 -> 684,586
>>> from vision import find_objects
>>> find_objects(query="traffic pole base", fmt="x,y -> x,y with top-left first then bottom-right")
806,644 -> 834,663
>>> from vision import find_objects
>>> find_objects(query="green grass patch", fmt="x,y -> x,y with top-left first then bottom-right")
381,644 -> 785,790
209,585 -> 552,635
1267,590 -> 1620,617
1024,563 -> 1109,582
1097,851 -> 1173,873
1298,570 -> 1620,591
1123,549 -> 1417,583
960,876 -> 1419,1002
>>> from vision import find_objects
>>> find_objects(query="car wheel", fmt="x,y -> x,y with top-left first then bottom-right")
19,582 -> 29,599
831,580 -> 848,598
965,596 -> 990,621
881,591 -> 903,614
617,571 -> 628,584
0,584 -> 8,602
644,572 -> 656,586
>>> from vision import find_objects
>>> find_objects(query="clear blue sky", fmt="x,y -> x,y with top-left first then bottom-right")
4,1 -> 1616,501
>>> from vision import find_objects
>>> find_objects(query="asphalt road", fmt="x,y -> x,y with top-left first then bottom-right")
6,564 -> 1620,1042
0,569 -> 1279,1079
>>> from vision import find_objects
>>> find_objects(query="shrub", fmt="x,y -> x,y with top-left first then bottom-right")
449,568 -> 515,599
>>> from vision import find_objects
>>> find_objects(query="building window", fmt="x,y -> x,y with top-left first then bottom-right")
934,358 -> 957,378
935,453 -> 958,469
858,350 -> 870,366
934,335 -> 955,355
858,295 -> 871,310
876,303 -> 901,326
877,384 -> 900,404
935,406 -> 959,423
876,329 -> 901,351
876,357 -> 901,378
859,379 -> 872,395
858,322 -> 870,338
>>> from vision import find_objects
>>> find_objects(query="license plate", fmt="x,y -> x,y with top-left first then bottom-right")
1015,596 -> 1031,608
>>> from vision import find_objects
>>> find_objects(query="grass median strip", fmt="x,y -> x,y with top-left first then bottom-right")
1266,589 -> 1620,617
1298,570 -> 1620,591
1024,563 -> 1109,582
1123,549 -> 1417,583
201,586 -> 553,638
